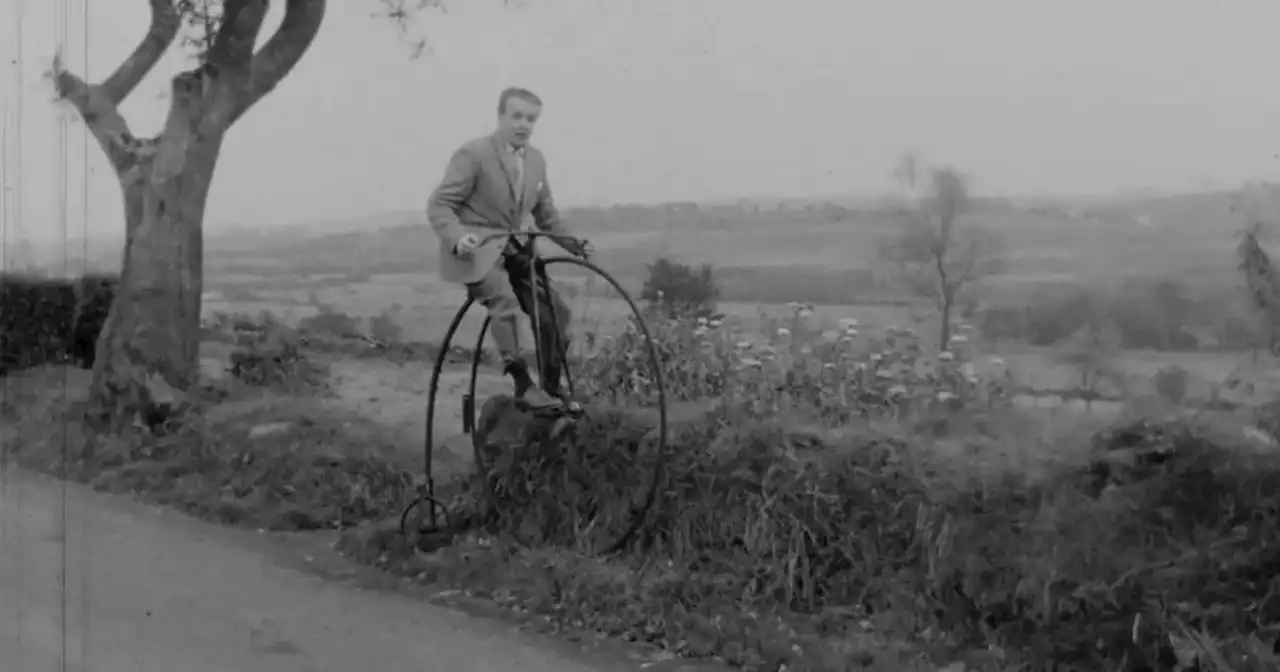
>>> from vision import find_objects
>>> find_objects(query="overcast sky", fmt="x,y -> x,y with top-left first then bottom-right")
2,0 -> 1279,246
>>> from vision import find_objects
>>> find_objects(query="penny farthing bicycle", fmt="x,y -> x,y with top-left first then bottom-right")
399,231 -> 669,555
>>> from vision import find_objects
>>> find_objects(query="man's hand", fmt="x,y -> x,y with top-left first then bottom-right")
453,234 -> 480,259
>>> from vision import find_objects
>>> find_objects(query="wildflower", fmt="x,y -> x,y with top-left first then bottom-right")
838,318 -> 859,330
990,356 -> 1005,366
740,357 -> 763,368
821,330 -> 839,343
736,340 -> 752,350
869,353 -> 883,362
887,384 -> 907,397
950,334 -> 969,344
694,326 -> 708,337
708,319 -> 722,329
938,351 -> 955,361
697,317 -> 708,325
845,328 -> 859,337
937,391 -> 957,401
776,327 -> 791,338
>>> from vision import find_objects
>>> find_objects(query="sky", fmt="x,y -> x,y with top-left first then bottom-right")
2,0 -> 1279,247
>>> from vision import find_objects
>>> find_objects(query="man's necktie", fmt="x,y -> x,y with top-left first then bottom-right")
511,148 -> 525,211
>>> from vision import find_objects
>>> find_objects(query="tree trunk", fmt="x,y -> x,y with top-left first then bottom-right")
938,297 -> 952,350
88,84 -> 227,429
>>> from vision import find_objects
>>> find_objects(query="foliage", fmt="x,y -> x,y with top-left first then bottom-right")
341,304 -> 1280,671
977,277 -> 1246,352
367,308 -> 405,343
574,302 -> 1006,424
221,317 -> 330,391
1,372 -> 417,532
640,257 -> 720,319
0,273 -> 117,376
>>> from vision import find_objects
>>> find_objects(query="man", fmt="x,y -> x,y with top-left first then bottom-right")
427,87 -> 588,410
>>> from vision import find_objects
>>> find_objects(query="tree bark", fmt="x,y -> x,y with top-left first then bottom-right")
88,75 -> 228,428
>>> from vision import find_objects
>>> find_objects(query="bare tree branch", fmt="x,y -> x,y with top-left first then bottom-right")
206,0 -> 270,75
50,56 -> 156,182
228,0 -> 327,126
101,0 -> 182,104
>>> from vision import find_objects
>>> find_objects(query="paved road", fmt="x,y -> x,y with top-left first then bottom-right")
0,468 -> 674,672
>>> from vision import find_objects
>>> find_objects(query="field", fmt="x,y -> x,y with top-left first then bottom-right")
10,186 -> 1280,671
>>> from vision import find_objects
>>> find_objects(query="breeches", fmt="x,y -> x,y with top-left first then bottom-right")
465,251 -> 572,370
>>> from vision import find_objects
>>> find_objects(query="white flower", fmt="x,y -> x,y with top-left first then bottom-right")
838,318 -> 859,330
776,327 -> 791,338
821,330 -> 840,343
697,317 -> 708,325
845,328 -> 860,337
740,357 -> 763,368
708,320 -> 722,328
950,334 -> 969,344
888,384 -> 908,397
938,351 -> 955,361
990,357 -> 1005,366
870,353 -> 883,362
736,340 -> 753,350
937,391 -> 957,401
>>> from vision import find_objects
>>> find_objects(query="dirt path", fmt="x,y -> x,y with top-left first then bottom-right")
0,468 -> 704,671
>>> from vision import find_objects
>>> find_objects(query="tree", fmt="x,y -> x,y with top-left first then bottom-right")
1054,321 -> 1126,409
879,153 -> 1006,349
46,0 -> 440,426
1237,221 -> 1280,356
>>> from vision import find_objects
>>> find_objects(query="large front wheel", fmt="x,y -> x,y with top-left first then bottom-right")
464,255 -> 670,554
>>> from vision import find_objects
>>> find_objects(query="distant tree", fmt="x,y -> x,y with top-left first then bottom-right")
1237,221 -> 1280,355
1055,321 -> 1126,407
879,153 -> 1007,348
641,257 -> 719,318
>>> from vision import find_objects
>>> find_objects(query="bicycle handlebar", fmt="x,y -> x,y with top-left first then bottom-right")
475,230 -> 585,248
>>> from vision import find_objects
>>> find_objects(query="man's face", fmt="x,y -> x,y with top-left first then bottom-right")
498,96 -> 541,148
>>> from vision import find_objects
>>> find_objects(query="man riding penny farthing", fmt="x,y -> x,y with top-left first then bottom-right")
431,87 -> 587,413
401,87 -> 669,553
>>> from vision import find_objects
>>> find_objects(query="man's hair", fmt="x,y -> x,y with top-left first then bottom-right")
497,87 -> 542,115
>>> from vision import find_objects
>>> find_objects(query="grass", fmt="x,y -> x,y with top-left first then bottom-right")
7,300 -> 1280,671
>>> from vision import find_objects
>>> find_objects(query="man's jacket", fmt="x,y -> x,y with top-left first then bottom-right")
427,133 -> 569,284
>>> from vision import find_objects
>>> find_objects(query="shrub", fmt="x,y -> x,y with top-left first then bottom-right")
227,319 -> 328,391
0,273 -> 116,376
419,301 -> 1280,670
1154,364 -> 1190,404
640,257 -> 719,318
